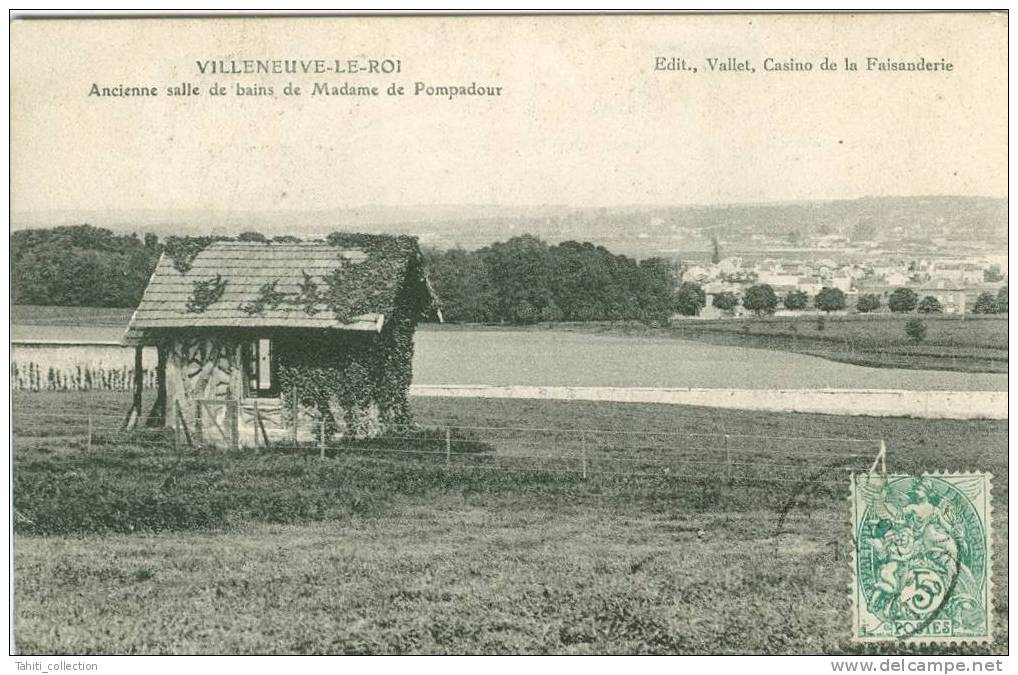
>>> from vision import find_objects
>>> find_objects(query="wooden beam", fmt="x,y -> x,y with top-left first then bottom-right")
175,399 -> 193,447
256,402 -> 271,449
145,344 -> 168,427
122,345 -> 144,430
133,345 -> 143,414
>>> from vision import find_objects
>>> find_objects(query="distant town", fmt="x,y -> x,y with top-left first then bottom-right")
680,235 -> 1007,318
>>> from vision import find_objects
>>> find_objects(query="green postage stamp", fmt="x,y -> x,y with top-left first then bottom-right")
851,472 -> 993,644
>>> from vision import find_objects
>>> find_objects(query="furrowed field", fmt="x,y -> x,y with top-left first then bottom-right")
12,391 -> 1008,655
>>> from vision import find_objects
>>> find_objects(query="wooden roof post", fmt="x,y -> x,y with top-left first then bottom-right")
122,345 -> 144,430
145,343 -> 167,427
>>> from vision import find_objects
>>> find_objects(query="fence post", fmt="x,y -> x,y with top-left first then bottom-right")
229,400 -> 239,452
195,401 -> 203,446
581,432 -> 588,480
319,420 -> 325,460
445,427 -> 451,468
291,385 -> 298,448
87,413 -> 92,453
724,434 -> 732,483
252,399 -> 259,451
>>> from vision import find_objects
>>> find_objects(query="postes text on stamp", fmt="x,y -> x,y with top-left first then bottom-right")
851,472 -> 992,643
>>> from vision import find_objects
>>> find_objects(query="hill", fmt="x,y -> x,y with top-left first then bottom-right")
11,195 -> 1007,258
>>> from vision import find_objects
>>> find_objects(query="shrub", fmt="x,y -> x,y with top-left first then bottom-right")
972,292 -> 997,314
675,282 -> 706,317
917,296 -> 943,314
905,317 -> 927,345
856,293 -> 881,313
237,231 -> 268,242
743,284 -> 778,316
888,287 -> 918,313
712,291 -> 739,313
815,287 -> 846,313
783,290 -> 808,311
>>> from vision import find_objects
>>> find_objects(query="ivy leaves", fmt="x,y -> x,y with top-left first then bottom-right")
185,275 -> 228,313
240,280 -> 289,316
167,233 -> 428,324
297,271 -> 321,316
165,236 -> 230,273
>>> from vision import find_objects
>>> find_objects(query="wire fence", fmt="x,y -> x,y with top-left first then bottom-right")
12,406 -> 885,489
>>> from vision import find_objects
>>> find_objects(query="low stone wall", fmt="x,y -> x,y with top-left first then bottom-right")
409,385 -> 1008,420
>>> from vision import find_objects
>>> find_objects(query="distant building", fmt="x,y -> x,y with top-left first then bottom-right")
882,271 -> 910,287
830,271 -> 853,292
919,278 -> 968,314
716,257 -> 743,275
683,265 -> 711,283
797,276 -> 823,296
931,262 -> 983,286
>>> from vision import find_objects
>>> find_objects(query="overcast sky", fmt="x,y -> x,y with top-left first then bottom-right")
10,13 -> 1007,221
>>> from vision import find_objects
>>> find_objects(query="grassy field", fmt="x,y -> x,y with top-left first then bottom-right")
658,314 -> 1008,374
12,391 -> 1007,655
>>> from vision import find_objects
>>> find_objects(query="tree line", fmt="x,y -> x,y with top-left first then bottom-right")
424,235 -> 678,324
12,226 -> 681,324
12,225 -> 1008,322
696,283 -> 1008,316
12,225 -> 161,307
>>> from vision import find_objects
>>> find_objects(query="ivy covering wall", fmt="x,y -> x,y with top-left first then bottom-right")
273,282 -> 421,437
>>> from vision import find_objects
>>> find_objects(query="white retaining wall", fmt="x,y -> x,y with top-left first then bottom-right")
409,385 -> 1008,420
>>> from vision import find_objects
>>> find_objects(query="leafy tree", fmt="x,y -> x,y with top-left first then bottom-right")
973,291 -> 998,314
272,235 -> 302,243
426,235 -> 684,325
675,281 -> 706,317
888,287 -> 918,313
905,317 -> 927,345
482,235 -> 555,323
815,287 -> 846,313
743,284 -> 778,316
237,231 -> 268,242
783,290 -> 808,310
856,293 -> 881,313
424,247 -> 495,323
984,267 -> 1004,283
11,225 -> 160,307
917,295 -> 943,314
635,257 -> 681,325
713,291 -> 739,313
996,286 -> 1008,313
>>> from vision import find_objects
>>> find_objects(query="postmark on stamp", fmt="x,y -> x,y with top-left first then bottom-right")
851,472 -> 993,644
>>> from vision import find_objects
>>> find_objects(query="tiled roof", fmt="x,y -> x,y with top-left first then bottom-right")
123,239 -> 425,345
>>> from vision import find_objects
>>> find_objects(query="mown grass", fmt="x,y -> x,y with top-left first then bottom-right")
12,393 -> 1008,654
